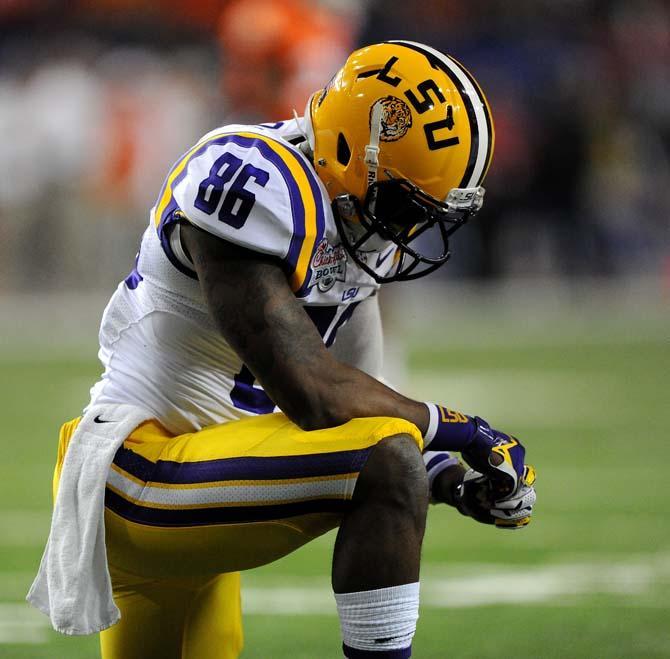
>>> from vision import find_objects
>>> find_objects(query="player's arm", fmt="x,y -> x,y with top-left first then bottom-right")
182,224 -> 535,524
181,223 -> 430,432
171,135 -> 534,522
328,295 -> 497,519
326,295 -> 520,525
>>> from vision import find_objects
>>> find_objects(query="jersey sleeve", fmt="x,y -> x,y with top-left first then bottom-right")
153,128 -> 326,293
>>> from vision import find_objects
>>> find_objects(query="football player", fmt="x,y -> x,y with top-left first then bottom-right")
44,41 -> 536,658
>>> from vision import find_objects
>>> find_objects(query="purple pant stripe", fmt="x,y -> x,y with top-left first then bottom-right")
105,487 -> 350,527
112,445 -> 373,485
343,643 -> 412,659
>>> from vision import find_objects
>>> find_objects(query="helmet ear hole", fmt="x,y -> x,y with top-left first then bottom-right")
337,133 -> 351,166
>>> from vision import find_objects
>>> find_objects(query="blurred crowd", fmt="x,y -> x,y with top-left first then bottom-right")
0,0 -> 668,291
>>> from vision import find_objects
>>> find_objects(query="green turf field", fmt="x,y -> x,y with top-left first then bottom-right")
1,308 -> 669,658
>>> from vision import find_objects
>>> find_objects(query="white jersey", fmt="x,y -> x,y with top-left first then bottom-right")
88,118 -> 396,435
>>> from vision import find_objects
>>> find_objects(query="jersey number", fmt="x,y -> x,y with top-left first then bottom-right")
194,152 -> 269,229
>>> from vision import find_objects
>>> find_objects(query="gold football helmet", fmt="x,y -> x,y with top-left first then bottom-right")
303,40 -> 495,281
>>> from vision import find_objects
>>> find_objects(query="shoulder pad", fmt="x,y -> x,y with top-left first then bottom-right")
154,128 -> 327,293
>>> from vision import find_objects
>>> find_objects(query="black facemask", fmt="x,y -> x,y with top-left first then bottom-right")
332,178 -> 485,283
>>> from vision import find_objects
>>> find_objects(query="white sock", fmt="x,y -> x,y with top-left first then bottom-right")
335,582 -> 420,655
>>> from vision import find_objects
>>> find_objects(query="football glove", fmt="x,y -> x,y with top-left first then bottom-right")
455,464 -> 537,530
460,417 -> 527,499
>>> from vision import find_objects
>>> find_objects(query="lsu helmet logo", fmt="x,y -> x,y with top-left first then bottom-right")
371,96 -> 413,142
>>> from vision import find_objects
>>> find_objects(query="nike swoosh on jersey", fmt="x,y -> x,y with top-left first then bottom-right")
376,248 -> 394,268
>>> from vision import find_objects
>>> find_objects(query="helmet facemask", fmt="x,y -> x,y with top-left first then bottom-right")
332,177 -> 485,283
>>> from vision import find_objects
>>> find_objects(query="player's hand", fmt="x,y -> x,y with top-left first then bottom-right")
455,465 -> 537,530
460,417 -> 527,499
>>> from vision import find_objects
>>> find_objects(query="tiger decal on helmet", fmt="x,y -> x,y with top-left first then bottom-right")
372,96 -> 413,142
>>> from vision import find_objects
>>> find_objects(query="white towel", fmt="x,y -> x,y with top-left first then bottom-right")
26,403 -> 153,635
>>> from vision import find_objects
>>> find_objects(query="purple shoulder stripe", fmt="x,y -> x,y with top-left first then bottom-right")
154,132 -> 326,286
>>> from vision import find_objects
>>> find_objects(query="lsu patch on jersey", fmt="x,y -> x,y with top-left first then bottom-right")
88,118 -> 396,434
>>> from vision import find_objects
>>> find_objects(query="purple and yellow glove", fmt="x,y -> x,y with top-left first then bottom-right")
460,417 -> 527,499
423,405 -> 537,528
424,406 -> 528,496
455,464 -> 537,529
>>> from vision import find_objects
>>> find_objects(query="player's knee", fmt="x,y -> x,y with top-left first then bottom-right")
356,434 -> 428,520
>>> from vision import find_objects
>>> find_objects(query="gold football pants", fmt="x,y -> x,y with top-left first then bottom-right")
55,413 -> 422,659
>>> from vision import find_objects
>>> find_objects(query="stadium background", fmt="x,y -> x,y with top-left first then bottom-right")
1,1 -> 668,657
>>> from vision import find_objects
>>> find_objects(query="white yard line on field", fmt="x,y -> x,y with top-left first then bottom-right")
0,604 -> 49,644
241,555 -> 670,614
2,555 -> 669,643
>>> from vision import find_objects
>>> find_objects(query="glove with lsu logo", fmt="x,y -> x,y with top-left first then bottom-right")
454,464 -> 537,529
422,405 -> 536,528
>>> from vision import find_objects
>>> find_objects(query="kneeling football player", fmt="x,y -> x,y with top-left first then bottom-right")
30,41 -> 536,659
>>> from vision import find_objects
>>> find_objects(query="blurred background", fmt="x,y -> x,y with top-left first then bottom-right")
1,0 -> 669,289
1,1 -> 668,657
